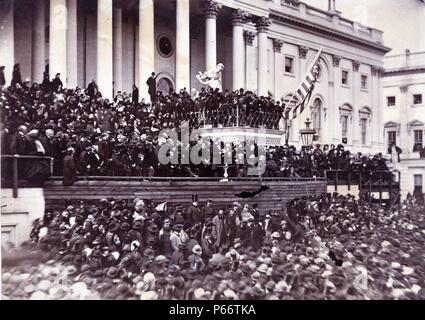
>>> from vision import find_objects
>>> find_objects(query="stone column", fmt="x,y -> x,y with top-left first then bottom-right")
113,0 -> 123,94
67,0 -> 78,88
232,10 -> 246,91
272,38 -> 283,97
97,0 -> 113,99
377,68 -> 385,151
298,45 -> 308,77
203,0 -> 221,72
49,0 -> 68,87
371,66 -> 379,147
243,31 -> 255,92
399,84 -> 409,154
138,0 -> 155,102
256,17 -> 271,97
352,60 -> 361,146
32,0 -> 46,84
176,0 -> 190,91
0,1 -> 14,85
331,55 -> 341,145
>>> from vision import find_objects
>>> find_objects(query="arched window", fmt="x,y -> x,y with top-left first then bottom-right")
311,98 -> 322,139
339,104 -> 353,144
359,107 -> 372,146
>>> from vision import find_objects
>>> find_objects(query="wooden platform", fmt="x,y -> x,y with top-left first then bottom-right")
43,177 -> 327,211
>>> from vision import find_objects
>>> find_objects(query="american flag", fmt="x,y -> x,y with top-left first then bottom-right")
283,48 -> 323,120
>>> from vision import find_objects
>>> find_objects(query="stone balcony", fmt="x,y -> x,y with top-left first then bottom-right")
269,0 -> 384,44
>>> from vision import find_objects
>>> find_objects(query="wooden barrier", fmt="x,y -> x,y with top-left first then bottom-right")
44,177 -> 327,211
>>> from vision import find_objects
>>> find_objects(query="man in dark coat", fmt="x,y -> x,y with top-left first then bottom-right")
87,79 -> 99,98
51,73 -> 63,92
146,72 -> 157,103
11,63 -> 22,87
132,85 -> 139,105
185,201 -> 202,229
201,200 -> 215,222
63,148 -> 78,186
41,73 -> 51,92
0,66 -> 5,89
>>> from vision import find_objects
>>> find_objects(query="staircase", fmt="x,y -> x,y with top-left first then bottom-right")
43,177 -> 327,212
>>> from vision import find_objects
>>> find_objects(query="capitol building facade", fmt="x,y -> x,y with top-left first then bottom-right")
0,0 -> 391,152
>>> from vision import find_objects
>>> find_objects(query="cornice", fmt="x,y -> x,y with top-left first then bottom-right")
269,11 -> 391,54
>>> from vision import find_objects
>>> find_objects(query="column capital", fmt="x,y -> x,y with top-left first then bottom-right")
371,65 -> 380,76
202,0 -> 222,19
353,60 -> 361,72
243,30 -> 255,46
332,55 -> 341,67
255,16 -> 271,33
299,46 -> 309,59
272,38 -> 284,53
232,9 -> 250,26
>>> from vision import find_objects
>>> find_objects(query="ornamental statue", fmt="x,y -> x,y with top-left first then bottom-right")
196,63 -> 225,91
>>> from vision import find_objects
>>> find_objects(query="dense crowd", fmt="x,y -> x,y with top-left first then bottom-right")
2,192 -> 425,300
1,74 -> 391,183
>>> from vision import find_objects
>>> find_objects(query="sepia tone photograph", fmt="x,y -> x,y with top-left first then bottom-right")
1,0 -> 425,303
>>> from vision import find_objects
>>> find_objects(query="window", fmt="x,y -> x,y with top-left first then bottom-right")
285,57 -> 294,74
311,98 -> 322,141
387,96 -> 396,107
388,131 -> 396,148
413,130 -> 423,152
413,94 -> 423,105
414,174 -> 423,194
157,35 -> 174,58
341,70 -> 349,85
361,75 -> 368,90
360,118 -> 367,145
341,115 -> 348,139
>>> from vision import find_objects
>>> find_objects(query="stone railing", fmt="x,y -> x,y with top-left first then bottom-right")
276,0 -> 383,44
384,51 -> 425,71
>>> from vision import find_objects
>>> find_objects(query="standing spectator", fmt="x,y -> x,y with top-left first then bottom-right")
132,85 -> 139,105
0,66 -> 5,89
170,224 -> 189,252
87,78 -> 99,98
212,209 -> 228,249
51,73 -> 63,92
188,245 -> 205,271
185,200 -> 202,228
41,73 -> 51,92
62,147 -> 78,186
146,72 -> 157,103
11,63 -> 22,87
201,200 -> 215,222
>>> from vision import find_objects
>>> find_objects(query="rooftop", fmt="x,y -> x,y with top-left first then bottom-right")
224,0 -> 391,53
384,51 -> 425,75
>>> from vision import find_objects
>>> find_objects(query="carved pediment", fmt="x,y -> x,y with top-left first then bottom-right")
384,121 -> 400,128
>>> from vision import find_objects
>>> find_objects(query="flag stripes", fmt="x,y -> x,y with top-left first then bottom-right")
283,48 -> 323,121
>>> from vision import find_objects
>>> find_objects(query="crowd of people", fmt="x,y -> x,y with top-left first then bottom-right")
1,69 -> 391,183
2,66 -> 424,300
2,192 -> 425,300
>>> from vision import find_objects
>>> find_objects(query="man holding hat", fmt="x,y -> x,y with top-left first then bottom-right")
170,224 -> 189,252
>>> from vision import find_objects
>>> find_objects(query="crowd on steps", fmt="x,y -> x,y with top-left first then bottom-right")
1,77 -> 391,183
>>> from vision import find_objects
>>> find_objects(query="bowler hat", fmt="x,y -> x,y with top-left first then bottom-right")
107,267 -> 119,278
